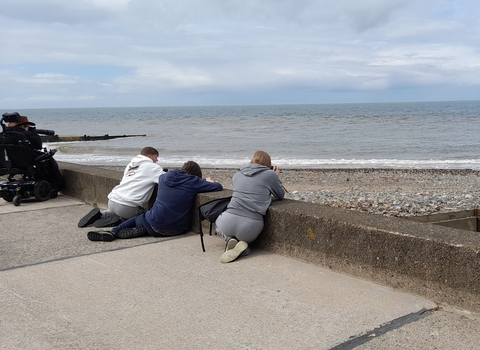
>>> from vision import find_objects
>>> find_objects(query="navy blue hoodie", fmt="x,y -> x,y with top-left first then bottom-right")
145,169 -> 223,231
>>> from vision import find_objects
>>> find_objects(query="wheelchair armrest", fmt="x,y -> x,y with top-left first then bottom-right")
35,149 -> 57,162
35,152 -> 52,163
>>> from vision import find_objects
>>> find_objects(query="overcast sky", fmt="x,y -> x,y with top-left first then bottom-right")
1,0 -> 479,108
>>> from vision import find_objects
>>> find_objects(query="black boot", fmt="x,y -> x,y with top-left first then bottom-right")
87,230 -> 115,242
116,227 -> 147,239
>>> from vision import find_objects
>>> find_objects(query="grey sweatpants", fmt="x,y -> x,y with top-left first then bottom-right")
215,211 -> 264,243
107,200 -> 145,220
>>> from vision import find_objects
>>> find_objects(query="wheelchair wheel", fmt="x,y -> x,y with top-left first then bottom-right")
13,196 -> 21,206
1,192 -> 14,202
33,180 -> 51,201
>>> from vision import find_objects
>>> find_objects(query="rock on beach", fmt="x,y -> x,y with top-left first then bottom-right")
202,168 -> 480,218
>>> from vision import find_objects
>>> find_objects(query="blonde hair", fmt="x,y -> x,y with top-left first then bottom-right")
251,150 -> 272,168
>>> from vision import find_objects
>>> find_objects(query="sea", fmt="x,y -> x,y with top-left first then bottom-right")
11,100 -> 480,170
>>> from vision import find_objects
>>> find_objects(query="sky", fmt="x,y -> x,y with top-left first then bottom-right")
1,0 -> 479,109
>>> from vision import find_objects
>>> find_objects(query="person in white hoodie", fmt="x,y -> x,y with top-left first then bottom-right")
78,147 -> 165,228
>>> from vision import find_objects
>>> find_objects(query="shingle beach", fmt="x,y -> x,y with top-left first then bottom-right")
202,168 -> 480,217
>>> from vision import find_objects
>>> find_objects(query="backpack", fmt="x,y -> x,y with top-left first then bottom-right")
198,197 -> 232,252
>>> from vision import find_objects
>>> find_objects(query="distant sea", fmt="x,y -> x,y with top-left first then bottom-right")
13,100 -> 480,170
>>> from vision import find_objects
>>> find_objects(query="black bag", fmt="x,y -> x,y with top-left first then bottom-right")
198,197 -> 231,252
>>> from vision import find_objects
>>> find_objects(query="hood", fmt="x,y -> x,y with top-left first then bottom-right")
240,163 -> 270,177
129,155 -> 153,168
163,169 -> 194,187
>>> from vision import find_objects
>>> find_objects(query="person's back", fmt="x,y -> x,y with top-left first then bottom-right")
108,153 -> 164,208
227,163 -> 285,220
145,167 -> 222,232
6,116 -> 42,150
215,150 -> 285,263
78,147 -> 164,228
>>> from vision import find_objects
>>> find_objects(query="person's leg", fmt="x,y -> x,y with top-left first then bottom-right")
216,213 -> 263,263
78,207 -> 102,227
45,158 -> 65,191
215,212 -> 264,244
115,214 -> 149,239
230,218 -> 264,243
88,201 -> 122,228
111,216 -> 137,234
108,200 -> 145,220
87,216 -> 139,241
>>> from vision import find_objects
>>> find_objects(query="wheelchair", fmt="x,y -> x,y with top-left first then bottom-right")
0,112 -> 59,206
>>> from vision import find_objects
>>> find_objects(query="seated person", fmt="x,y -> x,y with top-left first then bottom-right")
6,116 -> 42,149
78,147 -> 165,228
6,115 -> 65,192
87,161 -> 223,241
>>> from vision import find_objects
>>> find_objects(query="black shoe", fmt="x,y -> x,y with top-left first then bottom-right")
87,230 -> 115,242
116,227 -> 147,239
93,215 -> 121,228
78,208 -> 102,227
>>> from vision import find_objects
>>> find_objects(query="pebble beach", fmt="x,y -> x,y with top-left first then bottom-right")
202,168 -> 480,218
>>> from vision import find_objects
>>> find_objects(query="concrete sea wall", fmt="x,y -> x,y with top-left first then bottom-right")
59,161 -> 480,311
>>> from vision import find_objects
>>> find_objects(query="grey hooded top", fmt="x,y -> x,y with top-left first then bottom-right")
226,163 -> 285,220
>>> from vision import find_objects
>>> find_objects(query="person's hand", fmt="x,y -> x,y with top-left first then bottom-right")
205,177 -> 214,182
272,165 -> 280,174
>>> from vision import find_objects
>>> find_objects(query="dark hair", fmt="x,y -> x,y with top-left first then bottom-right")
140,147 -> 159,157
181,161 -> 202,178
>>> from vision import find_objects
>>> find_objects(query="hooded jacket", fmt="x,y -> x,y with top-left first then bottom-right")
108,155 -> 165,207
145,169 -> 223,231
226,163 -> 285,220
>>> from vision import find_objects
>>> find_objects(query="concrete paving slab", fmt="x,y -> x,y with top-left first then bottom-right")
0,194 -> 84,215
355,306 -> 480,349
1,234 -> 436,350
1,202 -> 479,349
0,199 -> 164,270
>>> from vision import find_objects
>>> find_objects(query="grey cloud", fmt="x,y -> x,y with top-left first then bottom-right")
0,0 -> 116,24
340,0 -> 408,32
0,0 -> 479,108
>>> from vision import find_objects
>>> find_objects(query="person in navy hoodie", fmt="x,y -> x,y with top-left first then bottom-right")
87,161 -> 223,241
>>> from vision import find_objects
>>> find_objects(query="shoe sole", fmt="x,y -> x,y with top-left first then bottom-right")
93,217 -> 121,228
226,238 -> 238,251
221,241 -> 248,263
78,208 -> 102,227
87,231 -> 115,242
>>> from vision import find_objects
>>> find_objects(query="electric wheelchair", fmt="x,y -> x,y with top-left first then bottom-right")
0,112 -> 59,206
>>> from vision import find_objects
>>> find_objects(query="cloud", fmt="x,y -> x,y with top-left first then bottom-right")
0,0 -> 479,108
1,0 -> 128,24
16,73 -> 79,85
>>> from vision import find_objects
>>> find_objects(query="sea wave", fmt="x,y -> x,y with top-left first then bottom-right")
53,153 -> 480,170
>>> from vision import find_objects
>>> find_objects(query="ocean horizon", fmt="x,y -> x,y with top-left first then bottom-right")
9,100 -> 480,170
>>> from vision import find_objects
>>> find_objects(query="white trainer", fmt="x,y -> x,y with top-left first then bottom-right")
220,241 -> 248,263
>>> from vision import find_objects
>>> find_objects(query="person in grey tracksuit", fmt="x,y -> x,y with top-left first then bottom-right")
215,150 -> 285,263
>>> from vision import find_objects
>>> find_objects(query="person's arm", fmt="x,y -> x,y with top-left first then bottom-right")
152,164 -> 166,184
196,177 -> 223,193
268,169 -> 285,200
25,129 -> 43,149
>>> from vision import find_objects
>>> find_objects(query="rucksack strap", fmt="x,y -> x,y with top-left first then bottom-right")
198,196 -> 231,252
199,216 -> 206,252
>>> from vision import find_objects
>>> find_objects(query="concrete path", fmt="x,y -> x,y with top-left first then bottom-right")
1,195 -> 479,349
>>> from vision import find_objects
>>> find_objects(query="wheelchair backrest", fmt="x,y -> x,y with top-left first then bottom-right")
0,131 -> 38,174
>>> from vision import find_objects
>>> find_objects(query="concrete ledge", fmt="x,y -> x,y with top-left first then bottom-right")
59,161 -> 122,207
60,162 -> 480,311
